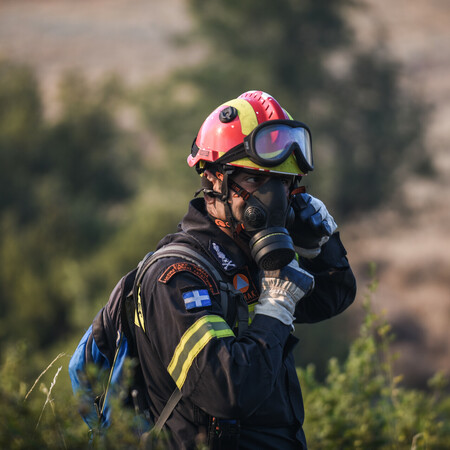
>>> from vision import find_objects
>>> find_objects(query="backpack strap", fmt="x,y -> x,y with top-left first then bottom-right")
133,242 -> 248,437
134,243 -> 246,330
152,388 -> 183,434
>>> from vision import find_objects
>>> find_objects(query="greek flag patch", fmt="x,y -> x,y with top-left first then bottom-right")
182,289 -> 212,310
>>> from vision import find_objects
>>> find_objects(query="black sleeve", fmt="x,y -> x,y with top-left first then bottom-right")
137,257 -> 292,419
294,232 -> 357,323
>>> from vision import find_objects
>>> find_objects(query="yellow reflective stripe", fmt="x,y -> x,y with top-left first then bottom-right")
248,302 -> 256,325
168,315 -> 234,389
134,286 -> 146,332
284,109 -> 293,120
169,317 -> 234,389
233,303 -> 256,329
168,316 -> 219,374
229,155 -> 304,176
215,328 -> 235,338
221,98 -> 258,135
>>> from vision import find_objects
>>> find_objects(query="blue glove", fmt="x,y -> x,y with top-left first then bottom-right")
289,193 -> 337,259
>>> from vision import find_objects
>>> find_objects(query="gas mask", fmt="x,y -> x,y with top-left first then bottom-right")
239,178 -> 295,271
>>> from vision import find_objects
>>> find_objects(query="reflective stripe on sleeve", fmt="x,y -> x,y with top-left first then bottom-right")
168,315 -> 234,390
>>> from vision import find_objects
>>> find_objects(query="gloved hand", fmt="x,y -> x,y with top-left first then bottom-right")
289,193 -> 337,259
254,259 -> 315,327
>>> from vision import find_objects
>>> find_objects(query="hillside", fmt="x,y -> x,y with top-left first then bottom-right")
0,0 -> 448,385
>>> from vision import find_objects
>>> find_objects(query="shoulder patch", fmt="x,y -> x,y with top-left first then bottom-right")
158,262 -> 219,295
209,241 -> 237,272
182,289 -> 212,310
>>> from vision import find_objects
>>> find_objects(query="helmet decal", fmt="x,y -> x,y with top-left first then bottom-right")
221,99 -> 258,135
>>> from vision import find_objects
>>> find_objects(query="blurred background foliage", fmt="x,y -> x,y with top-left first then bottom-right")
0,0 -> 445,446
138,0 -> 432,217
0,61 -> 141,357
0,0 -> 433,379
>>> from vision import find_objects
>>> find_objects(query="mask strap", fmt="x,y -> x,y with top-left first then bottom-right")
227,178 -> 251,201
201,166 -> 251,237
195,166 -> 227,199
221,170 -> 252,238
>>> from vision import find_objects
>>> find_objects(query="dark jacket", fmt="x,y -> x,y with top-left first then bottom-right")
135,198 -> 356,449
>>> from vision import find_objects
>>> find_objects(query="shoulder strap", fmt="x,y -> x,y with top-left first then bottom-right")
152,387 -> 182,435
134,243 -> 242,324
133,242 -> 247,437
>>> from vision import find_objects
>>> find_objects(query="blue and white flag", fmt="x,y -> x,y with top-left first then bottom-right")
182,289 -> 212,310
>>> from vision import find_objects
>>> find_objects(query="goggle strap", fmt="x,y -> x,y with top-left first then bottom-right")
214,144 -> 247,165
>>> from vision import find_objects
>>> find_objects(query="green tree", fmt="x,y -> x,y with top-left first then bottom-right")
0,59 -> 43,222
0,62 -> 139,352
38,72 -> 137,255
300,279 -> 450,449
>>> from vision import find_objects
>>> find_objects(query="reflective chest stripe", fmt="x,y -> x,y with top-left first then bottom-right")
168,315 -> 234,390
134,286 -> 146,331
248,302 -> 256,323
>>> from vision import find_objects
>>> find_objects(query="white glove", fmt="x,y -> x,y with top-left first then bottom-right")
254,259 -> 315,327
290,193 -> 338,259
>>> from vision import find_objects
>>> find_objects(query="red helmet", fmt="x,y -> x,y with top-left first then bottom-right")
188,91 -> 311,176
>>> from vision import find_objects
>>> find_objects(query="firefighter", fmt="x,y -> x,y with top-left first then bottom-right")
135,90 -> 356,449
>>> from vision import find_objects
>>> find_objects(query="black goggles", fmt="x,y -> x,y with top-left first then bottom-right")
215,120 -> 314,173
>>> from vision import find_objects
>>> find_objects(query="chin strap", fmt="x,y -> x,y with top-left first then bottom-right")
216,169 -> 242,237
197,166 -> 251,238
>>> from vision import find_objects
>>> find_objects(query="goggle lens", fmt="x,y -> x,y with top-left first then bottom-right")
253,124 -> 313,169
213,119 -> 314,174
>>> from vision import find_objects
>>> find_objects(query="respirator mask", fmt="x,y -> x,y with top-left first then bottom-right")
203,118 -> 314,270
237,177 -> 296,271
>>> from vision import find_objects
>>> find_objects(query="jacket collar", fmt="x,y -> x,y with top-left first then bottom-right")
179,198 -> 253,274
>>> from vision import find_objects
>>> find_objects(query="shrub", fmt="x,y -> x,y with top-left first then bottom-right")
1,277 -> 448,448
300,276 -> 450,449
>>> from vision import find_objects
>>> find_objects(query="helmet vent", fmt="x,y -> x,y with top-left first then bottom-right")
219,106 -> 238,123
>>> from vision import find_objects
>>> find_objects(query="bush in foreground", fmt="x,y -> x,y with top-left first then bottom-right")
301,277 -> 450,449
1,279 -> 448,449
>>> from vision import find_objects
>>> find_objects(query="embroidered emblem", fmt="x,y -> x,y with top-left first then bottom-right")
158,262 -> 219,295
210,242 -> 237,271
236,267 -> 259,304
182,289 -> 212,310
233,273 -> 249,293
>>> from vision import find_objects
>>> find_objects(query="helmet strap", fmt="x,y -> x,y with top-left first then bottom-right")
199,165 -> 246,237
199,164 -> 253,238
194,165 -> 224,198
220,169 -> 255,239
220,170 -> 238,235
